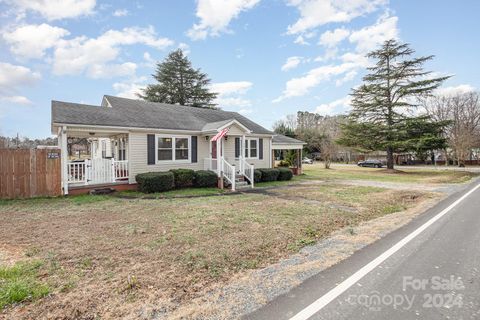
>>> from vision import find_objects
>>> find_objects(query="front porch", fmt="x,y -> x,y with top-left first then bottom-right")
203,129 -> 255,191
57,126 -> 130,194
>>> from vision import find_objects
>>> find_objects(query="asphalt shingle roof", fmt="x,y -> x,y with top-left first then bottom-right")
272,134 -> 305,145
52,95 -> 272,134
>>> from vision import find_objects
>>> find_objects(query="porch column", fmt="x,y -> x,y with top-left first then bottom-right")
59,126 -> 69,195
241,135 -> 246,173
216,138 -> 221,176
299,148 -> 303,174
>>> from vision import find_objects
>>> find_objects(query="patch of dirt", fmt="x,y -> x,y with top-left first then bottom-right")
0,244 -> 24,266
377,168 -> 407,174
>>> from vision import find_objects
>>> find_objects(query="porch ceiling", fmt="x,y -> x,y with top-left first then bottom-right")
65,129 -> 128,139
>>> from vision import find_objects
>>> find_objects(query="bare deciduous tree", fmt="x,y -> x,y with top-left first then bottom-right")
318,116 -> 342,169
423,92 -> 480,165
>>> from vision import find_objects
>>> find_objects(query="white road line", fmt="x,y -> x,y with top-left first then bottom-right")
290,182 -> 480,320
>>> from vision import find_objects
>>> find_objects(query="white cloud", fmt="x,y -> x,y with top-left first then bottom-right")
294,35 -> 309,45
113,8 -> 128,17
314,96 -> 351,115
178,42 -> 191,55
436,84 -> 476,96
335,70 -> 357,86
275,12 -> 398,101
318,27 -> 350,47
210,81 -> 253,96
6,0 -> 96,20
142,52 -> 156,68
239,108 -> 253,115
281,56 -> 303,71
52,26 -> 173,78
0,62 -> 41,91
287,0 -> 386,34
87,62 -> 137,79
0,62 -> 40,105
112,76 -> 147,99
293,31 -> 316,45
273,62 -> 357,102
349,13 -> 398,53
216,97 -> 252,108
210,81 -> 253,108
3,23 -> 70,59
187,0 -> 260,40
0,95 -> 32,105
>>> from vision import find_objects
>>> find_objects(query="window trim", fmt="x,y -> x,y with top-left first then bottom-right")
155,134 -> 191,163
244,138 -> 259,159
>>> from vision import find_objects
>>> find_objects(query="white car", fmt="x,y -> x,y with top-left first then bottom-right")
302,157 -> 314,164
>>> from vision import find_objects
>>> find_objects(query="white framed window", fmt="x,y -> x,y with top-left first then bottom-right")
244,138 -> 259,159
156,135 -> 191,163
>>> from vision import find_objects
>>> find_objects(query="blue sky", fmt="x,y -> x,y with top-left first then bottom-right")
0,0 -> 479,138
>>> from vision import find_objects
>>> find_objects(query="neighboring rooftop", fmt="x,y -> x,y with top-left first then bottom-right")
52,95 -> 272,134
272,134 -> 306,145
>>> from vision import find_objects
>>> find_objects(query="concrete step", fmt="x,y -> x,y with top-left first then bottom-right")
235,182 -> 251,190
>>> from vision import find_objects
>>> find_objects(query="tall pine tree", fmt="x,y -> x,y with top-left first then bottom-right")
138,49 -> 218,108
340,40 -> 449,169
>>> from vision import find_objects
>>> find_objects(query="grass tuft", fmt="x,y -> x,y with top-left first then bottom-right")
0,261 -> 50,310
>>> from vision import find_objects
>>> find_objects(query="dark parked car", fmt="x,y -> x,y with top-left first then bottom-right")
357,159 -> 383,168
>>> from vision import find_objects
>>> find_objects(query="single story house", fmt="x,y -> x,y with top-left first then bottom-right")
51,95 -> 305,194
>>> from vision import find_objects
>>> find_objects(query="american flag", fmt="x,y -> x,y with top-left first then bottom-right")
211,127 -> 229,142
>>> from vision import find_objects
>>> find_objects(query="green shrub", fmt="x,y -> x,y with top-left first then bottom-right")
135,172 -> 174,193
277,167 -> 293,181
259,168 -> 280,182
170,169 -> 195,188
254,169 -> 262,183
194,170 -> 218,188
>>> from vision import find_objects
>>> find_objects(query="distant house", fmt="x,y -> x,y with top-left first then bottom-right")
52,95 -> 305,194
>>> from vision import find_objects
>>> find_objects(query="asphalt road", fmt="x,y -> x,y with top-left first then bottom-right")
246,179 -> 480,320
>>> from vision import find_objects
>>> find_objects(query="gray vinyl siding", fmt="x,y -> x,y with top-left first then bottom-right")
128,131 -> 272,183
223,137 -> 272,170
128,132 -> 209,183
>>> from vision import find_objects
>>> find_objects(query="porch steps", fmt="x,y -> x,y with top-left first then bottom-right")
235,180 -> 250,189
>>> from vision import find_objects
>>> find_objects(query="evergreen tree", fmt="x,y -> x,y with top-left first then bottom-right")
339,40 -> 449,169
138,49 -> 218,108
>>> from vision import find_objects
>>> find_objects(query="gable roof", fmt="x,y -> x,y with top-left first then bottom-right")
52,95 -> 272,135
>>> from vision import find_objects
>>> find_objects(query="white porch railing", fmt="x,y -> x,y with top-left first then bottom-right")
241,158 -> 254,188
114,160 -> 129,180
67,159 -> 129,185
221,158 -> 236,191
67,161 -> 86,184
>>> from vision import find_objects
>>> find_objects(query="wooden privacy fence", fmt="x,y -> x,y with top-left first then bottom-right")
0,148 -> 62,199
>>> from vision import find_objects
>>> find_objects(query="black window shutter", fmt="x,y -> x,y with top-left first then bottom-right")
235,137 -> 240,158
147,134 -> 155,165
191,136 -> 198,163
259,138 -> 263,160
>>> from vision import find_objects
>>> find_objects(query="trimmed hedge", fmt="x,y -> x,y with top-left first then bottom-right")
135,172 -> 174,193
259,168 -> 280,182
277,167 -> 293,181
194,170 -> 218,188
254,169 -> 262,183
170,169 -> 195,188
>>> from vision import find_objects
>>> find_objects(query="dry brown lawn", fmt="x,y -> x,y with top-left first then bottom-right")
0,184 -> 429,319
